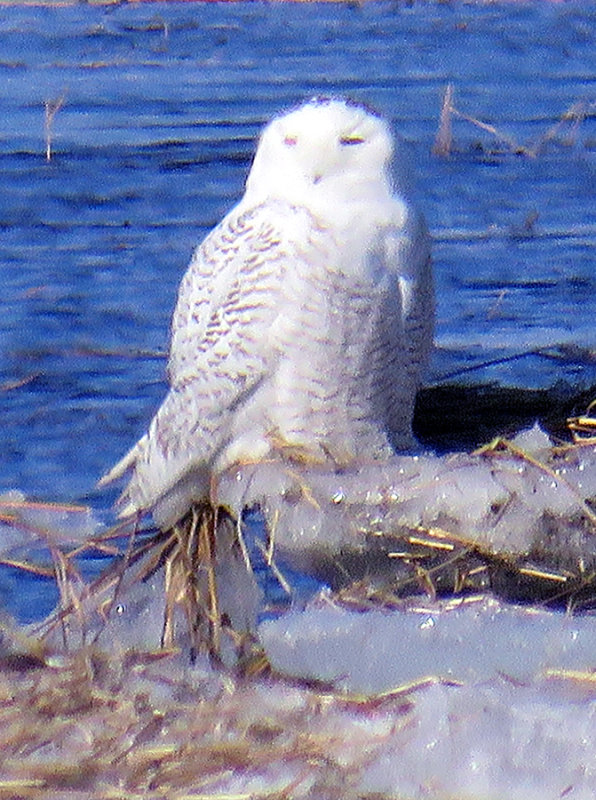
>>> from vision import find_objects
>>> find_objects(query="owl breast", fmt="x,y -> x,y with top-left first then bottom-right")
215,204 -> 406,471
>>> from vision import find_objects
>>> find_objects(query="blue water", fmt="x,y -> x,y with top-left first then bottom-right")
0,2 -> 595,619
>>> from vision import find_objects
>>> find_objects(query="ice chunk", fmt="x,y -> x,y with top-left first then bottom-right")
260,596 -> 596,693
510,421 -> 553,456
218,442 -> 596,586
359,679 -> 596,800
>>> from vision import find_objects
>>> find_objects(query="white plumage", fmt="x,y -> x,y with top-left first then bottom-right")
100,98 -> 434,527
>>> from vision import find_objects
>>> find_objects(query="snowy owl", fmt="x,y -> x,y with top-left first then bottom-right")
100,98 -> 434,527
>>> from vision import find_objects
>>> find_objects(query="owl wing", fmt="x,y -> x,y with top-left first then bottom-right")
99,201 -> 299,517
391,201 -> 434,374
378,198 -> 434,448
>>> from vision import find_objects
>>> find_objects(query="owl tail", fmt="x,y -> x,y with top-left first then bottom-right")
96,437 -> 146,489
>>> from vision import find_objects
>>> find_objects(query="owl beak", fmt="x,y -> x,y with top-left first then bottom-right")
313,174 -> 323,185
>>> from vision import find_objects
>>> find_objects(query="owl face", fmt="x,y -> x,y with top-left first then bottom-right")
245,98 -> 394,206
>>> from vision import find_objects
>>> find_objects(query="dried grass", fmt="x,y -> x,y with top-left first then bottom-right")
568,398 -> 596,444
0,639 -> 398,800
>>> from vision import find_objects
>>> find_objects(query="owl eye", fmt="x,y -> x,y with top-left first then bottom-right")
284,135 -> 298,147
339,135 -> 365,146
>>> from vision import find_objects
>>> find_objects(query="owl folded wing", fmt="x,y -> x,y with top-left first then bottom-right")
98,201 -> 297,516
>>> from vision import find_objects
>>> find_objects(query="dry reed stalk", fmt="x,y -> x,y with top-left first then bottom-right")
451,106 -> 525,153
432,81 -> 525,156
0,558 -> 54,578
44,93 -> 66,162
568,398 -> 596,443
159,505 -> 222,659
432,83 -> 454,157
433,85 -> 594,157
528,100 -> 590,157
0,374 -> 39,392
0,498 -> 88,514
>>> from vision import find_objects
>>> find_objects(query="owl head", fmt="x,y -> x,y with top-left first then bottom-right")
244,98 -> 395,207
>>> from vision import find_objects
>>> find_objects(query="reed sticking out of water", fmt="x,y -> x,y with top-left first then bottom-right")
433,84 -> 593,158
44,93 -> 66,162
432,83 -> 454,157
